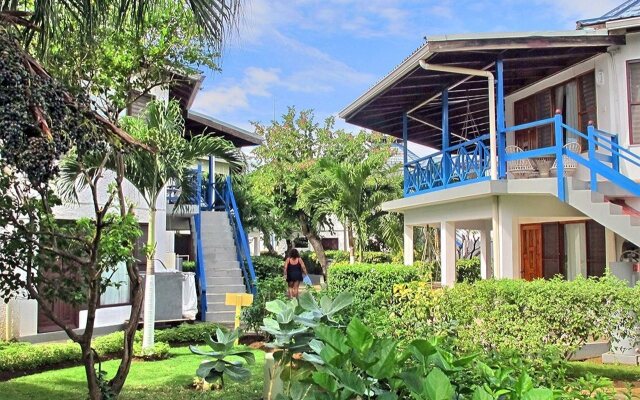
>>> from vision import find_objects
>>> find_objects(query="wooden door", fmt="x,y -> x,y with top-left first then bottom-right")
38,300 -> 79,333
521,224 -> 543,281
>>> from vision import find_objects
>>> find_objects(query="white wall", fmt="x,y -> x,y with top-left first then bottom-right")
79,305 -> 131,329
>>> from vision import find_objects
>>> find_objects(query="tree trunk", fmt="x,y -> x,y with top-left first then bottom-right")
262,230 -> 276,255
347,220 -> 355,265
80,342 -> 102,400
297,212 -> 327,277
142,207 -> 157,349
109,264 -> 144,394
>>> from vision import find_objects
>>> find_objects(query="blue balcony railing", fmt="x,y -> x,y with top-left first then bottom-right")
404,134 -> 491,196
403,113 -> 640,200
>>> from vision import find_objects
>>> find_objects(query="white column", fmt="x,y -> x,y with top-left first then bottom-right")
491,196 -> 502,278
403,224 -> 414,266
440,221 -> 456,286
480,222 -> 492,279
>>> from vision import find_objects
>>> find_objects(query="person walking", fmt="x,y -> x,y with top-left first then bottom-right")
284,249 -> 308,298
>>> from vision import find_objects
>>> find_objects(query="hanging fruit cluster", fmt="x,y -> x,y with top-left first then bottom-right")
0,27 -> 107,185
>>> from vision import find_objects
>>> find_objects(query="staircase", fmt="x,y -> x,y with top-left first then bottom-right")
566,179 -> 640,247
200,211 -> 246,324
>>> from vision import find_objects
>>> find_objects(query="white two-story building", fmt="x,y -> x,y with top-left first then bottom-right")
340,1 -> 640,284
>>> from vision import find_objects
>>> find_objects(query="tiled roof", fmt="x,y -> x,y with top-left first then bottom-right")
577,0 -> 640,27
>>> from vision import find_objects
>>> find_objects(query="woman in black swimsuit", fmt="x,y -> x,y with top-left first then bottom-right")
283,248 -> 308,298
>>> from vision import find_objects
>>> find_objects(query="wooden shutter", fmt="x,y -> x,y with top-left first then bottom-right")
521,224 -> 543,281
628,61 -> 640,144
542,223 -> 565,279
578,73 -> 597,132
586,220 -> 606,277
127,92 -> 154,116
535,91 -> 553,148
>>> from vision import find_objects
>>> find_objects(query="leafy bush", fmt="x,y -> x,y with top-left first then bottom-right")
0,323 -> 222,373
326,262 -> 420,325
181,260 -> 196,272
251,255 -> 283,279
413,257 -> 481,284
262,292 -> 618,399
154,322 -> 222,344
133,341 -> 170,360
324,250 -> 349,263
241,276 -> 287,333
389,277 -> 640,360
300,250 -> 323,274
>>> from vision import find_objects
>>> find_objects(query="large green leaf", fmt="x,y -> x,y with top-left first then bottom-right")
327,292 -> 354,315
312,371 -> 339,392
346,317 -> 374,354
367,339 -> 397,379
315,325 -> 349,354
424,368 -> 454,400
298,291 -> 319,311
523,388 -> 554,400
398,370 -> 423,394
472,387 -> 494,400
333,369 -> 366,395
224,363 -> 252,382
266,299 -> 288,314
229,350 -> 256,365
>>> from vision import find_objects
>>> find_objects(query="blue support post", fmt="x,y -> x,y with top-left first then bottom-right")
611,135 -> 620,173
402,112 -> 408,195
587,122 -> 598,191
207,156 -> 214,210
442,88 -> 450,185
554,112 -> 565,202
195,165 -> 207,320
496,57 -> 507,179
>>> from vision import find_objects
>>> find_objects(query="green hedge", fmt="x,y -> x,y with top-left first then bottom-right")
326,262 -> 420,326
413,257 -> 481,284
312,250 -> 393,265
252,255 -> 283,279
241,276 -> 288,333
0,322 -> 221,373
389,276 -> 640,358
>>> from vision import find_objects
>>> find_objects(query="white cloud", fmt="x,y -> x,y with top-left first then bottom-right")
193,67 -> 280,114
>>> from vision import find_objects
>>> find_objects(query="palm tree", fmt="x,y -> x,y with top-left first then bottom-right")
303,156 -> 399,262
120,100 -> 242,349
0,0 -> 241,52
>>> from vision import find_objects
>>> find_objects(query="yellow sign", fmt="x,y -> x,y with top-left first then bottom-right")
225,293 -> 254,333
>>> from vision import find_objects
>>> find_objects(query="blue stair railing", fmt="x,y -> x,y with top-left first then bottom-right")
193,165 -> 208,321
501,112 -> 640,201
219,175 -> 257,295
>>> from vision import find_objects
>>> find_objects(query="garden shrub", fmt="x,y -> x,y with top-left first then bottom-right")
251,255 -> 283,279
413,257 -> 481,284
241,276 -> 288,333
389,276 -> 640,360
133,341 -> 170,360
326,262 -> 420,325
323,250 -> 349,263
0,322 -> 222,373
181,260 -> 196,272
312,250 -> 393,264
300,250 -> 323,274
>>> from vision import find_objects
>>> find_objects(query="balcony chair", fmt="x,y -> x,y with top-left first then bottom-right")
550,141 -> 582,177
505,145 -> 537,179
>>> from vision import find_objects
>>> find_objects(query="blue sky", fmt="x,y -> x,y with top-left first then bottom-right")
191,0 -> 620,139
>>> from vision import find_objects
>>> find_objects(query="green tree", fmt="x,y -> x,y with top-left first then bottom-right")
67,100 -> 243,352
252,109 -> 343,272
301,134 -> 401,262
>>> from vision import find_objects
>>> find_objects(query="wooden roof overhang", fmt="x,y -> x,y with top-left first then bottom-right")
185,110 -> 263,147
340,31 -> 625,149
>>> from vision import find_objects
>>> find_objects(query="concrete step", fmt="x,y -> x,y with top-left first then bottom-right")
206,284 -> 246,294
205,266 -> 241,276
206,311 -> 236,323
202,253 -> 238,263
207,302 -> 236,312
201,241 -> 237,249
205,276 -> 245,286
207,260 -> 240,268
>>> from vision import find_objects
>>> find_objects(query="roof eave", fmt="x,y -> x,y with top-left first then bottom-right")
187,110 -> 263,146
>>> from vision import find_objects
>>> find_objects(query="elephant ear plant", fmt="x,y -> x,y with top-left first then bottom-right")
189,327 -> 255,388
261,291 -> 354,399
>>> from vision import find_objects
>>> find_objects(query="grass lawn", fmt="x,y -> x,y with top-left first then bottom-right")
568,360 -> 640,382
0,346 -> 265,400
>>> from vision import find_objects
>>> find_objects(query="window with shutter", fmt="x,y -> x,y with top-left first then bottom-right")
586,220 -> 606,277
542,222 -> 565,279
628,61 -> 640,145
